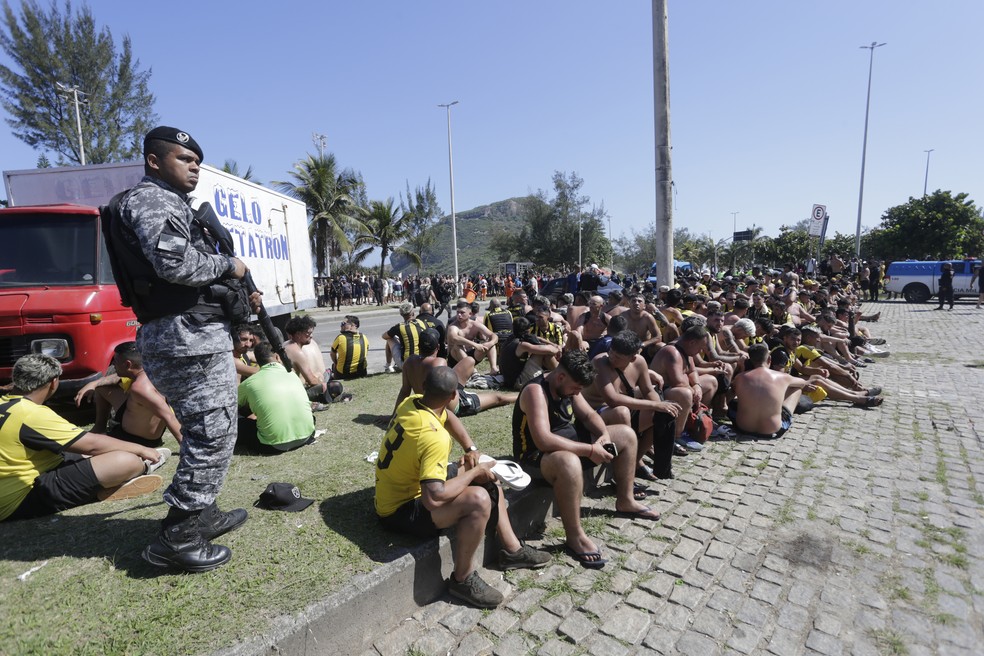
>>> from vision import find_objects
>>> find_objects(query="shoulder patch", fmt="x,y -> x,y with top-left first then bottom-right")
157,233 -> 188,253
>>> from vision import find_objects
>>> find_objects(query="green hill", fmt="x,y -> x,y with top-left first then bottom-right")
391,197 -> 527,275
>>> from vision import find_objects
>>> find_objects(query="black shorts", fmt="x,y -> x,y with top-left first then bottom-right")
519,421 -> 595,472
448,348 -> 476,368
378,468 -> 498,538
108,424 -> 164,449
455,386 -> 481,418
4,453 -> 101,521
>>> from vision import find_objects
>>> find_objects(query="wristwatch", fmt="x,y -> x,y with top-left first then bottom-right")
466,446 -> 478,453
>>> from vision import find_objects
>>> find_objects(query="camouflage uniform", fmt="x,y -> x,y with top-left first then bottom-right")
120,176 -> 238,511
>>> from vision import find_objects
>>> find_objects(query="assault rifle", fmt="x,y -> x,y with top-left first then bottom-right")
193,202 -> 293,373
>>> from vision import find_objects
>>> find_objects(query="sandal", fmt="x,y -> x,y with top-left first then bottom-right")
635,465 -> 658,481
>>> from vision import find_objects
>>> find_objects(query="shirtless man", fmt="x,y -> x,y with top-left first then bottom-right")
650,324 -> 717,450
394,329 -> 517,417
75,341 -> 182,447
783,289 -> 816,326
602,290 -> 627,317
283,315 -> 333,406
581,331 -> 680,481
447,305 -> 499,375
573,295 -> 610,353
624,294 -> 664,361
730,344 -> 809,438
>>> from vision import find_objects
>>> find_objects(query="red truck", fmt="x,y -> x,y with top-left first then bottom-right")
0,203 -> 138,398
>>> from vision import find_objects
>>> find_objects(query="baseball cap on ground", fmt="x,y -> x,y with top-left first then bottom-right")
255,482 -> 314,512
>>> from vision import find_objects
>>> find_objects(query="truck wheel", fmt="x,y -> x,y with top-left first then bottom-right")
902,284 -> 930,303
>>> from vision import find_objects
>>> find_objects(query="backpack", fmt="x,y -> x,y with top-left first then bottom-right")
685,404 -> 714,444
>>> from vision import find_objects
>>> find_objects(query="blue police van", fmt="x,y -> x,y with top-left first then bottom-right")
884,259 -> 981,303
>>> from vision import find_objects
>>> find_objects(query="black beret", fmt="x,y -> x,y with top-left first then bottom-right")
144,126 -> 203,161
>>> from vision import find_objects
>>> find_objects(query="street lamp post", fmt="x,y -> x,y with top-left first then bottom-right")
438,101 -> 460,285
854,41 -> 886,258
55,82 -> 87,165
923,149 -> 934,197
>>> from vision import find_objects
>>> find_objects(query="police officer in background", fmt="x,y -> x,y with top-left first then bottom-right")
111,126 -> 253,572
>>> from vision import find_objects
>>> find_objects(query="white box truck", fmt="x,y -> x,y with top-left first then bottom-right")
1,161 -> 315,395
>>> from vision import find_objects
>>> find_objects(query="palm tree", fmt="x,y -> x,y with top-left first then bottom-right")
220,159 -> 260,184
358,198 -> 420,279
274,154 -> 366,276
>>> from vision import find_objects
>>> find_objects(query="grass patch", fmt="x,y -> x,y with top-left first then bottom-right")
871,629 -> 909,655
915,491 -> 929,502
932,612 -> 958,626
0,369 -> 518,655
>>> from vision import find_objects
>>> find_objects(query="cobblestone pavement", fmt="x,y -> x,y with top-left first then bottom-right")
365,300 -> 984,656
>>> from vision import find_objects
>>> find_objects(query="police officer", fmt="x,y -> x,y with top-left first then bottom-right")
112,126 -> 252,572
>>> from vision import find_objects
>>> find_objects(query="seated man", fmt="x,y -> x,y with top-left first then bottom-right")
330,315 -> 369,380
2,354 -> 167,522
650,324 -> 717,451
625,293 -> 664,361
284,315 -> 335,407
581,331 -> 680,481
499,317 -> 563,391
394,329 -> 517,418
237,343 -> 317,454
572,295 -> 611,353
232,324 -> 260,381
514,351 -> 659,570
382,302 -> 427,373
729,344 -> 810,439
375,367 -> 550,608
417,302 -> 448,358
74,341 -> 182,447
447,304 -> 499,375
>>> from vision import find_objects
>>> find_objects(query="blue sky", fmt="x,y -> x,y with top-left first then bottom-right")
1,0 -> 981,248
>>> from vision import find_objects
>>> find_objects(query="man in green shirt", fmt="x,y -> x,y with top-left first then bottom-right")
237,343 -> 316,454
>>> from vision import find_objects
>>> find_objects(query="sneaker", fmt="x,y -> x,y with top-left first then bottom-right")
311,402 -> 332,412
867,338 -> 887,345
866,346 -> 890,358
384,364 -> 396,373
447,571 -> 503,608
98,474 -> 163,501
498,542 -> 551,570
143,447 -> 171,475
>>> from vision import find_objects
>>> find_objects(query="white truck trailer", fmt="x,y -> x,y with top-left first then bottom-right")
3,161 -> 316,322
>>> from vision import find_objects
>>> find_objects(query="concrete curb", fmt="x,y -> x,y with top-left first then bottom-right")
214,484 -> 555,656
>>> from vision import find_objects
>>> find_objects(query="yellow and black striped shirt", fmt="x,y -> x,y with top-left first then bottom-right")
388,319 -> 427,357
331,331 -> 369,378
532,321 -> 564,346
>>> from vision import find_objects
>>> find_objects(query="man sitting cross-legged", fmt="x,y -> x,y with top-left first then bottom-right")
75,341 -> 183,447
729,344 -> 811,439
394,329 -> 517,419
237,343 -> 317,454
514,351 -> 660,570
375,366 -> 550,608
284,315 -> 336,409
447,303 -> 499,375
2,354 -> 167,522
580,331 -> 681,482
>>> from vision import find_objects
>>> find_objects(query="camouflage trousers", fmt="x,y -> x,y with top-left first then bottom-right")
142,351 -> 237,511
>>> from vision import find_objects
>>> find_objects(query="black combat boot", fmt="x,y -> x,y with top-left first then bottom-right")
197,502 -> 248,541
142,510 -> 231,572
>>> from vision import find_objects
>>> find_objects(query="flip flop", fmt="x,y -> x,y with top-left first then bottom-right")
564,544 -> 607,569
614,506 -> 661,521
636,464 -> 658,481
490,460 -> 531,491
633,483 -> 653,500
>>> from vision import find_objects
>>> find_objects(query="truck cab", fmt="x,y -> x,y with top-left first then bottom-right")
0,204 -> 138,396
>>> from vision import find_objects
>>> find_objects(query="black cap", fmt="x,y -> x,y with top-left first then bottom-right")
255,482 -> 314,512
144,125 -> 204,161
418,328 -> 440,354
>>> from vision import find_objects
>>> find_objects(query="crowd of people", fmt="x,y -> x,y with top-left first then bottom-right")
0,122 -> 898,610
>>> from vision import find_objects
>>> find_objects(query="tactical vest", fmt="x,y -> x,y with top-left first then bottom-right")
101,190 -> 224,323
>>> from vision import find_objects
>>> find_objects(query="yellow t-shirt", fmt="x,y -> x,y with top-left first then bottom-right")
0,395 -> 87,521
374,395 -> 451,517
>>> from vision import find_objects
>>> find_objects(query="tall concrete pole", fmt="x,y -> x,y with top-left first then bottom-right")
438,101 -> 460,284
854,42 -> 885,258
653,0 -> 673,287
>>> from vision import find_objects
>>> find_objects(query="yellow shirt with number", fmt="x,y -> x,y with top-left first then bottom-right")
374,395 -> 451,518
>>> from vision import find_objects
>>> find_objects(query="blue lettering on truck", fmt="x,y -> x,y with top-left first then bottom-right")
212,186 -> 262,225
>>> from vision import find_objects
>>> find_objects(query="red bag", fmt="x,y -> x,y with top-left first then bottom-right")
685,404 -> 714,443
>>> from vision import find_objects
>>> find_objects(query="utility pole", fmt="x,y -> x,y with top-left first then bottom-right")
438,101 -> 460,285
312,132 -> 327,159
652,0 -> 673,287
854,41 -> 886,257
922,149 -> 934,197
55,82 -> 87,165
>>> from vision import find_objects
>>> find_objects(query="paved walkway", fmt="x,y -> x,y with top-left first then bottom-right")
364,300 -> 984,656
